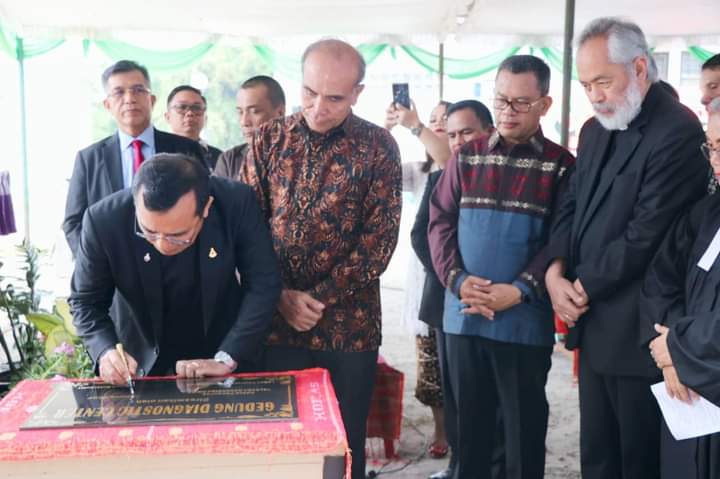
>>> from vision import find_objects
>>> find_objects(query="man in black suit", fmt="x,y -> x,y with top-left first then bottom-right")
544,17 -> 707,479
164,85 -> 223,171
69,154 -> 281,382
63,60 -> 204,257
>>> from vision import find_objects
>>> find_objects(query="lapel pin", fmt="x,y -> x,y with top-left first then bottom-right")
209,247 -> 218,259
143,253 -> 151,263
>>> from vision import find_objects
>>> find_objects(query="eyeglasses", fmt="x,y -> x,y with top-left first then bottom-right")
171,104 -> 206,115
493,97 -> 545,114
701,142 -> 720,160
107,85 -> 151,101
134,216 -> 195,246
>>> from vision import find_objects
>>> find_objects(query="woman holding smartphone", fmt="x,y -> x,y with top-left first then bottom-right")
385,99 -> 452,460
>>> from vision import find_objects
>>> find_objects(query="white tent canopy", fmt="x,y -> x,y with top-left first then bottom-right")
1,0 -> 719,44
459,0 -> 720,44
1,0 -> 719,243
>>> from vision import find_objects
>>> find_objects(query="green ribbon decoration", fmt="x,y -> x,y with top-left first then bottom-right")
688,46 -> 718,63
92,39 -> 215,71
254,43 -> 389,80
539,47 -> 577,80
400,44 -> 522,79
2,13 -> 716,81
0,19 -> 64,60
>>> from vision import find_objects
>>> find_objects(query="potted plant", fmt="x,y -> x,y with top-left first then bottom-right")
0,241 -> 93,396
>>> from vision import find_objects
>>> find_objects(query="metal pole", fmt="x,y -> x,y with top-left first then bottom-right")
560,0 -> 575,149
439,42 -> 444,101
16,37 -> 30,241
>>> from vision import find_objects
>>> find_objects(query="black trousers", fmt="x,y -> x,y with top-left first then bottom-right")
660,418 -> 720,479
660,418 -> 697,479
578,349 -> 661,479
446,334 -> 551,479
264,346 -> 378,479
435,327 -> 458,470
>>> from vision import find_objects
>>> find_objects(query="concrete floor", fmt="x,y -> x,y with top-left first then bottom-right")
374,285 -> 581,479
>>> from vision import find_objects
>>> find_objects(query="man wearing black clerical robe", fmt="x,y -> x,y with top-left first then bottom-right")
70,153 -> 281,384
640,144 -> 720,478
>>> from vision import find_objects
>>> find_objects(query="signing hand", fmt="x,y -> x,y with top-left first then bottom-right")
460,275 -> 495,319
662,366 -> 698,404
176,358 -> 233,379
278,289 -> 325,332
98,349 -> 138,386
545,260 -> 588,328
484,283 -> 523,313
650,324 -> 673,369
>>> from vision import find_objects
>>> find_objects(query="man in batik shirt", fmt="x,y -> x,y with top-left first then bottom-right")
240,39 -> 401,479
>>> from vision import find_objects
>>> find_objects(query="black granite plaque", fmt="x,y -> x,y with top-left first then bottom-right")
21,375 -> 298,430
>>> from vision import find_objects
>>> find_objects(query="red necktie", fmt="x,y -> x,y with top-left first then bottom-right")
131,139 -> 145,173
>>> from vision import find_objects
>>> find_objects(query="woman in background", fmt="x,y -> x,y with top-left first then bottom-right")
386,99 -> 452,459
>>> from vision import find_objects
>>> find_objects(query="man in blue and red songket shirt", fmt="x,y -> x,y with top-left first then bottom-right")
428,55 -> 575,479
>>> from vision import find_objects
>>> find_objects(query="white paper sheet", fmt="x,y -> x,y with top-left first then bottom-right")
651,382 -> 720,440
697,225 -> 720,271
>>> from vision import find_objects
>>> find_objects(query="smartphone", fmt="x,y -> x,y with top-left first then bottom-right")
392,83 -> 410,109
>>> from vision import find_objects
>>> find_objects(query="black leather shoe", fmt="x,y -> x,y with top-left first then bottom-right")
428,468 -> 453,479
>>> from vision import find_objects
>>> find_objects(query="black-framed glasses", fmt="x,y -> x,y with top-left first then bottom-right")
701,142 -> 720,160
171,103 -> 206,115
493,97 -> 545,114
107,85 -> 151,101
134,216 -> 195,246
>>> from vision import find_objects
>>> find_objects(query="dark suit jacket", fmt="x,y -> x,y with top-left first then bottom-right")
547,83 -> 707,376
63,128 -> 205,257
69,177 -> 282,375
214,144 -> 249,181
411,170 -> 444,329
203,143 -> 223,171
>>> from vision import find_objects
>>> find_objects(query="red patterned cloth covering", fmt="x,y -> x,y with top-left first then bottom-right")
366,356 -> 404,458
555,314 -> 579,378
0,368 -> 349,476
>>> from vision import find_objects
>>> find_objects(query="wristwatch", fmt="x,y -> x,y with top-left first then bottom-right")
214,351 -> 238,371
410,123 -> 424,137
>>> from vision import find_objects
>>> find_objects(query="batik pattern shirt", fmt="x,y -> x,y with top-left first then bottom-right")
241,112 -> 402,351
